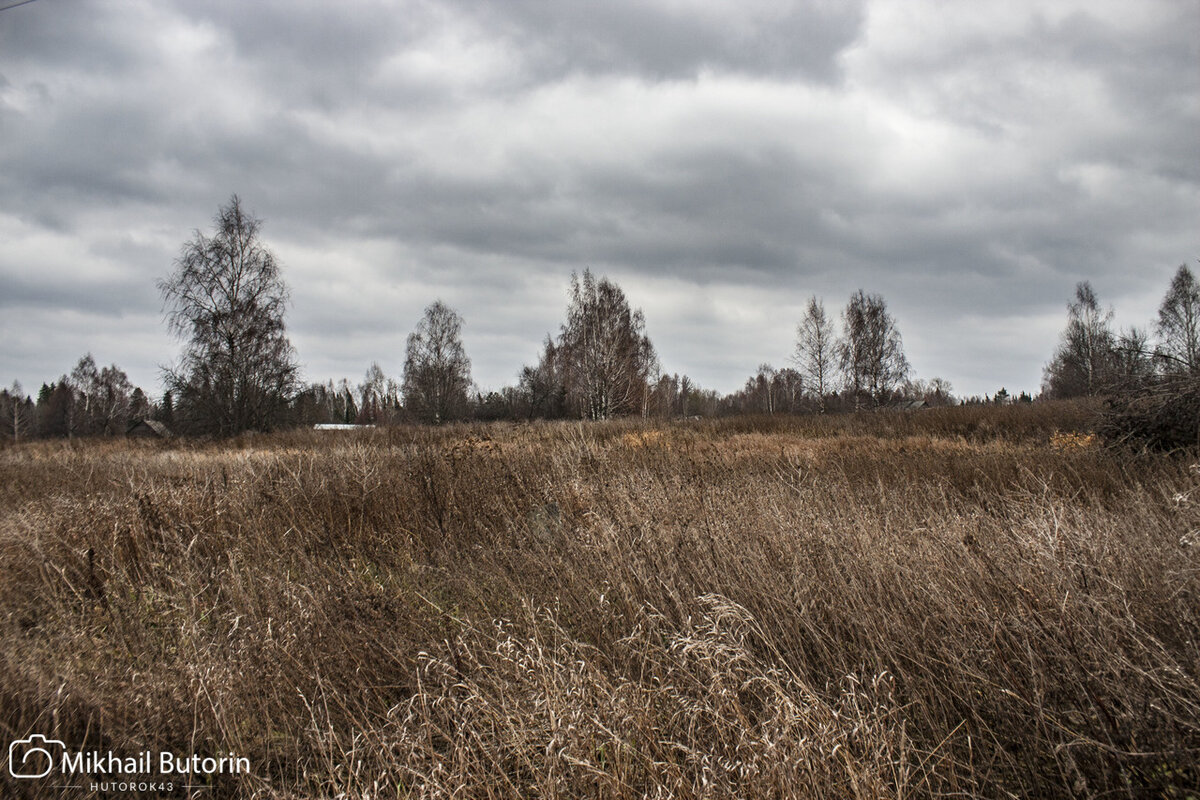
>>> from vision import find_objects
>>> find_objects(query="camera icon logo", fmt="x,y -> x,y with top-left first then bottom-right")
8,735 -> 65,779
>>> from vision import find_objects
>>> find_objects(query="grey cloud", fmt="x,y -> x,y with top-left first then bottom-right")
350,142 -> 847,279
173,1 -> 434,107
0,0 -> 1197,399
853,6 -> 1200,177
458,0 -> 867,84
0,0 -> 145,76
0,272 -> 150,314
157,0 -> 869,115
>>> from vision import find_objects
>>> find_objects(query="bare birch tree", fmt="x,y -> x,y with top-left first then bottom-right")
1156,263 -> 1200,375
159,195 -> 298,435
402,301 -> 472,424
794,295 -> 837,412
2,382 -> 31,442
839,290 -> 908,408
358,362 -> 396,423
557,270 -> 657,420
1043,281 -> 1115,397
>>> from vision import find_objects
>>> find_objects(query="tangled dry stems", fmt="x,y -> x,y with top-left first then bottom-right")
0,403 -> 1197,798
1101,376 -> 1200,452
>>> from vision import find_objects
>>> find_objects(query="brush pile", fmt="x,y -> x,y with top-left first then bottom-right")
1102,376 -> 1200,451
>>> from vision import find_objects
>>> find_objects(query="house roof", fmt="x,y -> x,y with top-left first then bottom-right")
127,419 -> 172,437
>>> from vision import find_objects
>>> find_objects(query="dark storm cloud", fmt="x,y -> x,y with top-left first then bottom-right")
0,269 -> 147,313
1,0 -> 1197,398
369,145 -> 821,276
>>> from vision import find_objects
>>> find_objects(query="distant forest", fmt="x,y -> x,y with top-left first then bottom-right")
2,196 -> 1196,440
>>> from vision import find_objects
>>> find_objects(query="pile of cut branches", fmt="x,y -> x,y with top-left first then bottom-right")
1102,376 -> 1200,451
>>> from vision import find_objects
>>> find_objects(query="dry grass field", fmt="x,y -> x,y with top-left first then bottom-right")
1,402 -> 1198,798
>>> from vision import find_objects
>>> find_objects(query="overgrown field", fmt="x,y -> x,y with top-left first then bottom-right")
1,403 -> 1198,798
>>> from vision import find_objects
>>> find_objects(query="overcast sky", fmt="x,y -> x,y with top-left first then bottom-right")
2,0 -> 1197,400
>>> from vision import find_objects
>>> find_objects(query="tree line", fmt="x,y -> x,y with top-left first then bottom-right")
2,196 -> 1194,440
1042,270 -> 1200,397
0,354 -> 152,442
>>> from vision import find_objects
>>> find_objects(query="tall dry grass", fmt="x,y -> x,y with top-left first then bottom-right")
1,402 -> 1197,798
